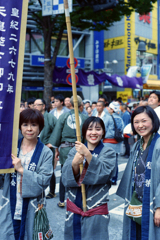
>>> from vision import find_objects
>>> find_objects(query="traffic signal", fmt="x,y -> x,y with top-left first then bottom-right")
76,0 -> 118,12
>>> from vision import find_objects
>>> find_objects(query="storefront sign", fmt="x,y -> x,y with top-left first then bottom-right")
134,37 -> 156,50
42,0 -> 52,16
104,36 -> 125,51
125,15 -> 131,73
117,90 -> 132,103
94,30 -> 104,69
30,55 -> 85,68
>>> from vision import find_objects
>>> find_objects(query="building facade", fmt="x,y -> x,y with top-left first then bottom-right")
104,2 -> 158,101
22,2 -> 159,103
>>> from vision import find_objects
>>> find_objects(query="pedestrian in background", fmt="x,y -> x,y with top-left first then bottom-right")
34,99 -> 57,199
117,106 -> 160,240
62,116 -> 116,240
51,96 -> 88,207
50,94 -> 70,118
148,90 -> 160,133
91,101 -> 97,111
104,101 -> 124,185
121,104 -> 131,158
27,97 -> 36,109
86,106 -> 92,116
64,97 -> 72,110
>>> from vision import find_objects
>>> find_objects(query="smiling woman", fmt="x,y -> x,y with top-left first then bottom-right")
117,106 -> 160,240
62,116 -> 116,240
0,109 -> 53,240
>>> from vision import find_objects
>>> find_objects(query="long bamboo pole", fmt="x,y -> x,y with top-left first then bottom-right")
12,0 -> 29,159
63,0 -> 87,212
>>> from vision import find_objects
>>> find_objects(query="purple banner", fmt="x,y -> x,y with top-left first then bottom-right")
53,66 -> 143,89
0,2 -> 23,170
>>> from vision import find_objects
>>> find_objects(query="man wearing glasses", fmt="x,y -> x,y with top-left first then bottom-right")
34,98 -> 57,199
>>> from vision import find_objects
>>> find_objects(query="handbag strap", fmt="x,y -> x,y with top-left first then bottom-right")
111,115 -> 117,130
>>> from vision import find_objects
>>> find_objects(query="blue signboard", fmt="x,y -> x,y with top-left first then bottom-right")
22,86 -> 82,92
30,55 -> 85,69
94,30 -> 104,69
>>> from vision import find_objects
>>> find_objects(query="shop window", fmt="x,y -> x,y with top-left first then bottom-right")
144,53 -> 157,75
136,51 -> 157,75
25,34 -> 30,53
51,37 -> 68,56
73,36 -> 85,58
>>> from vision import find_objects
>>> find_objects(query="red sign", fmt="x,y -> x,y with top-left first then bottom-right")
66,73 -> 78,85
66,58 -> 78,68
139,13 -> 151,24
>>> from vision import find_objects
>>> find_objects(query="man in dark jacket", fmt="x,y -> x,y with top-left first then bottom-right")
34,98 -> 57,198
52,95 -> 88,207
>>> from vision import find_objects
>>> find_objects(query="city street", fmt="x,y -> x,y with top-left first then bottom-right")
0,154 -> 127,240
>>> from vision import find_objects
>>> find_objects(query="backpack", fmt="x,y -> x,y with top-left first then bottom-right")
111,115 -> 124,142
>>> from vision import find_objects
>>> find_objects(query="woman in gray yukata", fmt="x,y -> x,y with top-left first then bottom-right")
0,109 -> 53,240
117,106 -> 160,240
62,116 -> 116,240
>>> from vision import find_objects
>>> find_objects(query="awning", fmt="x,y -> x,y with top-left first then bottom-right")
143,80 -> 160,90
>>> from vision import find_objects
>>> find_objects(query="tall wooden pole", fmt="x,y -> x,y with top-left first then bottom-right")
63,0 -> 87,212
12,0 -> 29,159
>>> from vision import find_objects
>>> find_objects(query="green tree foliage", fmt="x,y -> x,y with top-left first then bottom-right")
28,0 -> 157,105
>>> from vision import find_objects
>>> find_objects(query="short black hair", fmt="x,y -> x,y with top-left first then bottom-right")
149,91 -> 160,102
99,94 -> 108,102
131,106 -> 159,135
97,101 -> 105,107
116,97 -> 122,103
92,102 -> 97,105
82,116 -> 105,139
34,98 -> 46,110
55,94 -> 64,103
19,109 -> 44,133
27,97 -> 36,105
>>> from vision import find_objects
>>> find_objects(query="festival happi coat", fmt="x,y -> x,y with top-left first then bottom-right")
62,143 -> 116,240
0,139 -> 53,240
117,134 -> 160,240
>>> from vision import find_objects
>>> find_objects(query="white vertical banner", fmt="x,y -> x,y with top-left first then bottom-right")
53,0 -> 72,15
42,0 -> 53,16
127,66 -> 139,77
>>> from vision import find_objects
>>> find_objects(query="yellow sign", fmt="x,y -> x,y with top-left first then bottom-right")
104,36 -> 125,51
124,13 -> 136,75
134,36 -> 157,55
117,89 -> 132,103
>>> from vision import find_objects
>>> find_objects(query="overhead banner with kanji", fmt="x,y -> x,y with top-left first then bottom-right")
0,1 -> 28,173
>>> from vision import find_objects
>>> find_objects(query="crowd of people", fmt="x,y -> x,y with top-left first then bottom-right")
1,90 -> 160,239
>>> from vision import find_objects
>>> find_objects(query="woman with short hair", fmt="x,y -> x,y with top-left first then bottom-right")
0,108 -> 53,240
62,116 -> 116,240
117,106 -> 160,240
